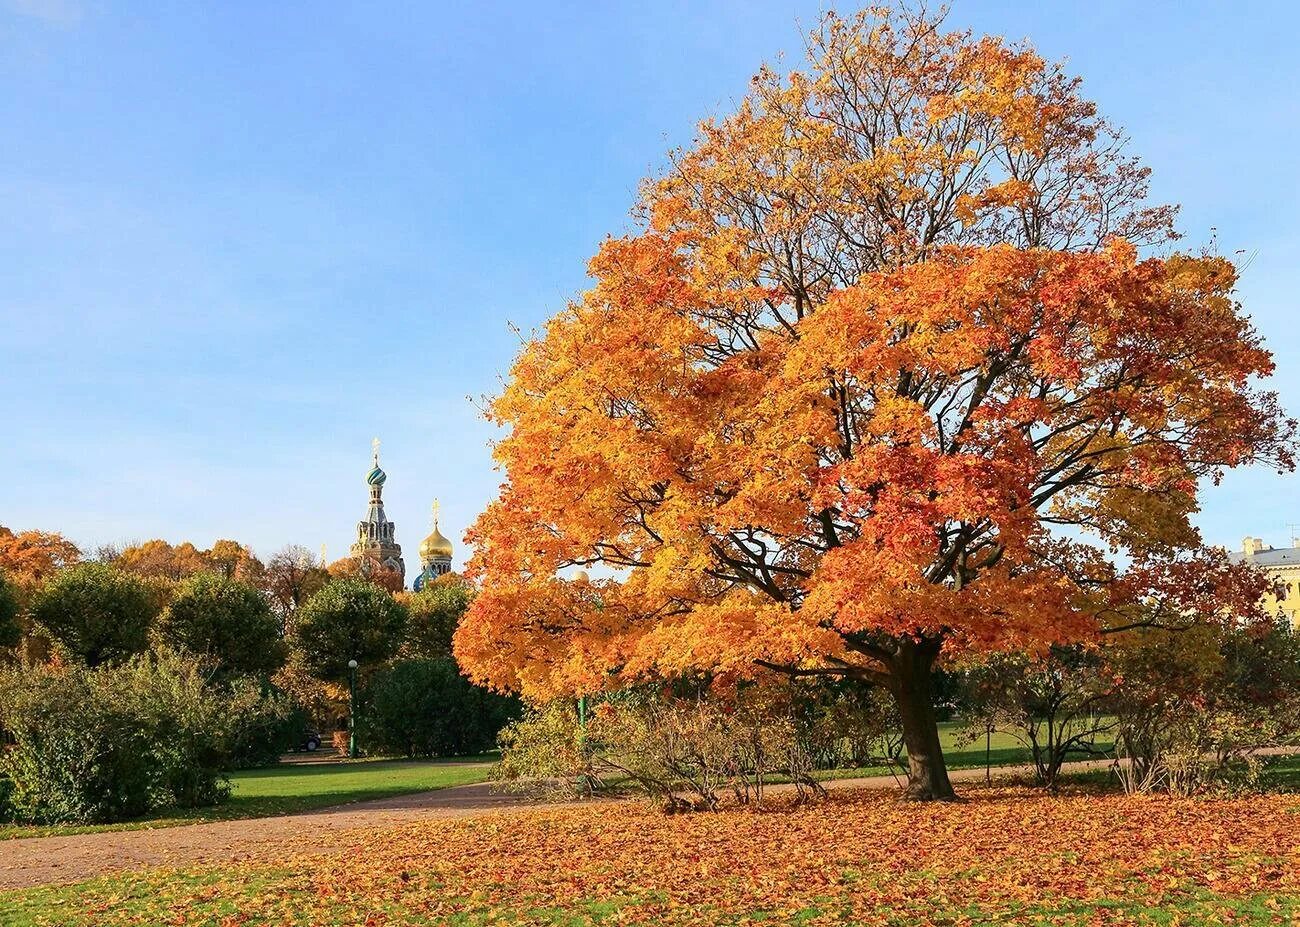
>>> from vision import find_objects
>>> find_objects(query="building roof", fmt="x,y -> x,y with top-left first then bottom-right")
1228,546 -> 1300,567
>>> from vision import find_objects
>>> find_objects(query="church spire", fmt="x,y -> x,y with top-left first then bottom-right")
350,437 -> 405,585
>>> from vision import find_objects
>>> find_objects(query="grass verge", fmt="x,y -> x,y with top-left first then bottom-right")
0,755 -> 496,840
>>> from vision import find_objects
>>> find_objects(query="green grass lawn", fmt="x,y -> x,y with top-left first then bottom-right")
1257,753 -> 1300,790
809,719 -> 1114,782
0,755 -> 497,840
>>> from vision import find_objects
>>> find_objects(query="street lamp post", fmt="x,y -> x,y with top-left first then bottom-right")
347,658 -> 359,759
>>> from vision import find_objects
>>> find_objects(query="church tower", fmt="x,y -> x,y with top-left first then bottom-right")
413,499 -> 454,591
350,438 -> 405,584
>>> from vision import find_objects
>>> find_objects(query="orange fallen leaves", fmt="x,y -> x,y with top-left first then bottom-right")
30,787 -> 1300,926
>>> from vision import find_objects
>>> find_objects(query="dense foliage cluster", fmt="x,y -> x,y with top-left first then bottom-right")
955,620 -> 1300,791
0,654 -> 289,823
0,520 -> 509,823
499,685 -> 826,810
0,572 -> 20,649
31,563 -> 156,667
289,578 -> 408,682
359,657 -> 519,758
156,572 -> 285,680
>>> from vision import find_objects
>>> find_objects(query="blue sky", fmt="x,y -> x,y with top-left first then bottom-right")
1,1 -> 1297,567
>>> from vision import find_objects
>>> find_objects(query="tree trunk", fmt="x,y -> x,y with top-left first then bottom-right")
888,637 -> 956,801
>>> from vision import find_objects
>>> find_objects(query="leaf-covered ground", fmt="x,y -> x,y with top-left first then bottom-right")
4,786 -> 1299,926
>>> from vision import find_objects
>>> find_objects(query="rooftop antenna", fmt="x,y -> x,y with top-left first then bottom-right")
1289,524 -> 1300,549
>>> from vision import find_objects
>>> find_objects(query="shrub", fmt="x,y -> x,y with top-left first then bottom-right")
358,658 -> 518,757
30,563 -> 155,666
116,651 -> 233,808
1111,620 -> 1300,795
497,683 -> 823,811
0,654 -> 244,824
955,646 -> 1115,790
794,679 -> 902,770
0,664 -> 155,823
496,700 -> 600,797
224,679 -> 299,768
156,572 -> 285,680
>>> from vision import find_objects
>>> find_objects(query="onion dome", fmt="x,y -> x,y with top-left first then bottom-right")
420,498 -> 453,560
420,524 -> 453,560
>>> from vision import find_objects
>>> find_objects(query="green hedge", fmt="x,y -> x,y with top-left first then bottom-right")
358,658 -> 518,758
0,653 -> 292,824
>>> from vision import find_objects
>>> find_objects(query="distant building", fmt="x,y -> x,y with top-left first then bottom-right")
413,500 -> 454,591
1229,537 -> 1300,627
344,439 -> 455,590
349,439 -> 406,584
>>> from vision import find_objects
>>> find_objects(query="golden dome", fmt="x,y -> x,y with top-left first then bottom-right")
420,524 -> 453,560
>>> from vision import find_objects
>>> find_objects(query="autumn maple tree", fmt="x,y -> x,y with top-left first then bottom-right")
455,7 -> 1293,799
0,526 -> 80,595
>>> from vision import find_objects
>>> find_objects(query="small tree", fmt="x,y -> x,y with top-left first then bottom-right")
401,578 -> 471,659
957,647 -> 1115,790
31,563 -> 155,667
156,572 -> 285,680
264,545 -> 329,631
290,578 -> 407,682
206,539 -> 265,584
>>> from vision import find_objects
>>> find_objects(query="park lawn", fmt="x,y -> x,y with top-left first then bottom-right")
4,784 -> 1300,926
0,756 -> 496,840
809,719 -> 1114,782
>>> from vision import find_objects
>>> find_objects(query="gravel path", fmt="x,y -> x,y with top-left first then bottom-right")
0,780 -> 549,891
